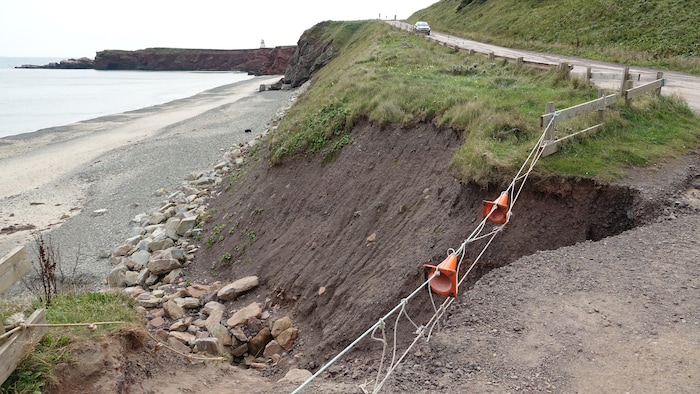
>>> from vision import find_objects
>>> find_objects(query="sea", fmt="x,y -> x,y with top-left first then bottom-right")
0,57 -> 253,139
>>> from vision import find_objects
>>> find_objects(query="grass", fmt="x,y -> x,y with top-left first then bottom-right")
411,0 -> 700,75
268,21 -> 700,184
1,292 -> 140,393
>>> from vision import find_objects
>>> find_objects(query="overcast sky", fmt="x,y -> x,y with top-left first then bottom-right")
0,0 -> 438,57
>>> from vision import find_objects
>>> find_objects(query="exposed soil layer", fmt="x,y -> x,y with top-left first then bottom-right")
188,120 -> 697,370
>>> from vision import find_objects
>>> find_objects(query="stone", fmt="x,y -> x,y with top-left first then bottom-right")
271,316 -> 294,338
204,302 -> 225,331
149,316 -> 165,328
185,284 -> 209,298
217,276 -> 259,301
137,296 -> 161,308
111,244 -> 133,257
231,343 -> 248,357
107,263 -> 128,287
248,327 -> 273,358
193,337 -> 222,355
169,331 -> 195,346
136,268 -> 151,285
168,337 -> 192,354
162,268 -> 182,284
174,297 -> 200,309
276,327 -> 299,350
147,256 -> 181,275
278,369 -> 313,385
124,271 -> 140,287
163,300 -> 186,319
169,320 -> 189,332
165,217 -> 181,240
122,286 -> 146,298
91,208 -> 108,217
263,340 -> 285,358
226,302 -> 262,328
230,327 -> 248,342
208,323 -> 232,346
177,216 -> 197,236
148,211 -> 166,225
147,237 -> 175,252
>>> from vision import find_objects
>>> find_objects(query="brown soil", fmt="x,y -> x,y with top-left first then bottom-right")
46,120 -> 700,393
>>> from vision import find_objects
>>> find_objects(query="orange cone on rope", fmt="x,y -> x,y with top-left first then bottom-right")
482,191 -> 510,225
423,254 -> 458,298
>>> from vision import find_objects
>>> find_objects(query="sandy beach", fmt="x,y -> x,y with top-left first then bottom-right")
0,75 -> 295,288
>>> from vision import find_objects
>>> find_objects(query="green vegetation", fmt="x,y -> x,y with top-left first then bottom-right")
412,0 -> 700,74
269,21 -> 700,183
1,292 -> 139,393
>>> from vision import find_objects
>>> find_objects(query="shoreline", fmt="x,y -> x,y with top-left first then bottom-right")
0,75 -> 294,287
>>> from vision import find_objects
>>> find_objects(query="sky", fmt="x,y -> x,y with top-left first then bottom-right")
0,0 -> 438,58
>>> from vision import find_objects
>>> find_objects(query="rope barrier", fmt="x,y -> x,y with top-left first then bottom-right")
293,116 -> 559,393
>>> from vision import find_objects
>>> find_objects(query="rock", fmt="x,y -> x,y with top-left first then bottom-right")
248,327 -> 273,357
203,302 -> 225,331
149,316 -> 165,328
163,300 -> 186,319
169,331 -> 195,346
169,320 -> 190,332
123,271 -> 140,287
91,209 -> 108,217
208,323 -> 232,347
185,284 -> 210,298
137,296 -> 161,308
193,337 -> 222,355
148,211 -> 166,225
226,302 -> 262,328
276,327 -> 299,350
177,216 -> 197,236
111,244 -> 133,257
271,316 -> 294,338
147,254 -> 181,275
231,343 -> 249,357
107,263 -> 128,287
278,369 -> 313,384
230,327 -> 248,342
167,337 -> 192,354
161,268 -> 182,284
263,340 -> 285,358
129,250 -> 151,269
174,297 -> 200,309
217,276 -> 259,301
165,217 -> 181,240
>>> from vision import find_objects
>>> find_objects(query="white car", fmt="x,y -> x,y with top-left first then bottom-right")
414,21 -> 431,35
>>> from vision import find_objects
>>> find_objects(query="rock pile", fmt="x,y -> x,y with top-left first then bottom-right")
102,83 -> 311,370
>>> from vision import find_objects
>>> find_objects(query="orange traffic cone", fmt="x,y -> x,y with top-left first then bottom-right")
482,191 -> 510,224
423,254 -> 458,298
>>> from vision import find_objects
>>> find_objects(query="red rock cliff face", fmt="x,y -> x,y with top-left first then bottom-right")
93,47 -> 295,75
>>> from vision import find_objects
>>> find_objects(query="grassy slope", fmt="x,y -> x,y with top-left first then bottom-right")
410,0 -> 700,74
269,21 -> 700,184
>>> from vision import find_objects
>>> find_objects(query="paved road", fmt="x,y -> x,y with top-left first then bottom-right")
387,21 -> 700,114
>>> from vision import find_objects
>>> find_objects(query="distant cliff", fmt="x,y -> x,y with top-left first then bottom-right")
92,47 -> 295,75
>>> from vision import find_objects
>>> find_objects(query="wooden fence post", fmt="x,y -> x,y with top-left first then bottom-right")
488,52 -> 495,61
624,80 -> 634,106
656,72 -> 664,96
516,57 -> 523,67
597,89 -> 606,123
619,67 -> 630,97
544,102 -> 556,140
586,66 -> 592,85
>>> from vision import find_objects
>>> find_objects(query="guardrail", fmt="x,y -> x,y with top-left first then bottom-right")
390,22 -> 667,157
0,246 -> 47,385
540,75 -> 665,156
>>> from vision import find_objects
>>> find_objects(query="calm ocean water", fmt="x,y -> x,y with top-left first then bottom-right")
0,57 -> 253,138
